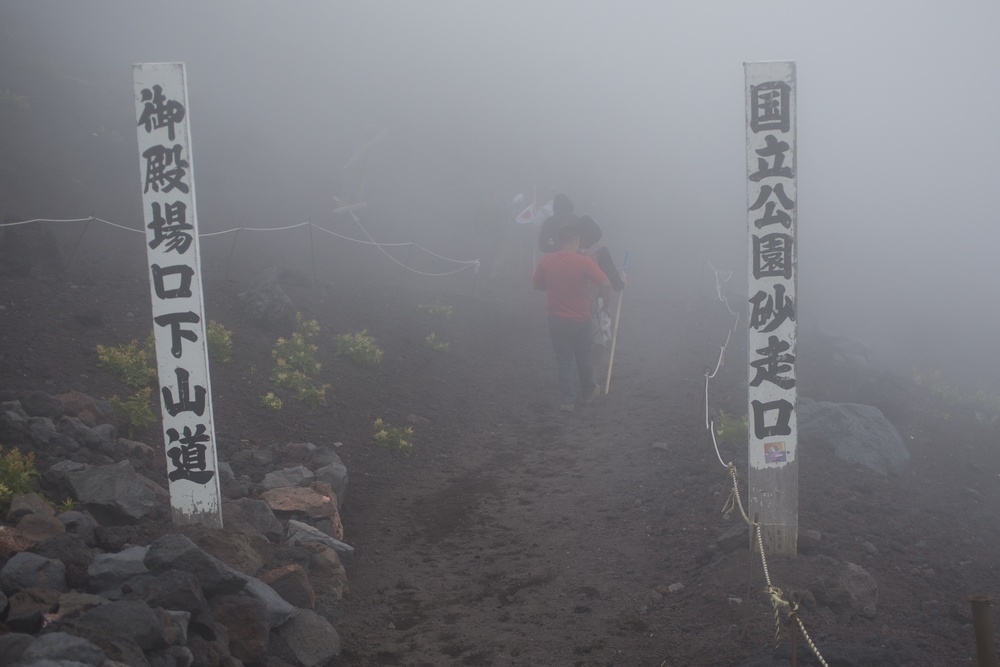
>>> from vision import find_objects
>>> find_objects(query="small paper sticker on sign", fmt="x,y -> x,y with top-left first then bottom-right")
764,441 -> 787,465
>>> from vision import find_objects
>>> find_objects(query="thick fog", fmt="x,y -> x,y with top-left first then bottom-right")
4,1 -> 1000,389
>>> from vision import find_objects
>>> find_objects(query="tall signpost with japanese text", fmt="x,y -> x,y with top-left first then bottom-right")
745,61 -> 797,555
133,63 -> 222,528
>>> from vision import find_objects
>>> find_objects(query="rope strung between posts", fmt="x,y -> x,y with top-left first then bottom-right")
1,215 -> 480,278
704,262 -> 742,467
346,211 -> 479,277
705,263 -> 828,667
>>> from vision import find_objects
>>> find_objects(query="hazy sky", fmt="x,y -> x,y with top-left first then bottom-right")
5,1 -> 1000,385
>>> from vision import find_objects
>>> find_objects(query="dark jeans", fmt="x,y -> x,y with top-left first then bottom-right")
548,316 -> 594,403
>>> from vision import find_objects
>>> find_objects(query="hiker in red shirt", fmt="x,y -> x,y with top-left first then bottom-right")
533,221 -> 612,412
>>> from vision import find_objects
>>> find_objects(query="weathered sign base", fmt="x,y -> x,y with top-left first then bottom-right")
749,460 -> 798,554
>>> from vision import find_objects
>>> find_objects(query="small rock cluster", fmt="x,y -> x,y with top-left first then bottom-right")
0,389 -> 354,667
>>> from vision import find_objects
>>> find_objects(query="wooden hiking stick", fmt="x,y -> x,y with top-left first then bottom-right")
603,252 -> 629,395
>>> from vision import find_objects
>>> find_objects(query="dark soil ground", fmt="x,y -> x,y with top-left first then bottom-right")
2,221 -> 1000,666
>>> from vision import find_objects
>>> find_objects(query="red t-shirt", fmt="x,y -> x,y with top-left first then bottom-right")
532,250 -> 609,320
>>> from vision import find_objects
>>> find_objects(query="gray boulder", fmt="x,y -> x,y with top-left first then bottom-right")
241,577 -> 298,629
238,267 -> 296,328
57,415 -> 102,449
62,461 -> 158,523
16,390 -> 65,418
228,498 -> 284,542
314,458 -> 349,510
285,520 -> 355,565
278,608 -> 341,667
1,401 -> 31,442
88,545 -> 150,600
0,552 -> 68,594
144,534 -> 249,595
260,465 -> 315,490
799,401 -> 909,474
18,631 -> 106,666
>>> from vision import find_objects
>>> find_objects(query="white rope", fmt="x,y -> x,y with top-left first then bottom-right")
347,213 -> 478,277
708,419 -> 732,467
704,261 -> 741,466
413,242 -> 479,265
6,214 -> 480,277
91,217 -> 143,233
708,261 -> 737,316
310,223 -> 412,247
0,217 -> 95,227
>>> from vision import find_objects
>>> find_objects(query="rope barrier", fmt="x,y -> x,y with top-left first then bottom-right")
1,215 -> 480,278
704,263 -> 828,667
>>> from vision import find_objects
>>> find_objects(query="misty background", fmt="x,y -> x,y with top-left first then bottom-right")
2,1 -> 998,391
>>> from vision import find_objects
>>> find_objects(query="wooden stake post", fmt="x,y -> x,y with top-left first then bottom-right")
745,61 -> 798,555
133,63 -> 223,528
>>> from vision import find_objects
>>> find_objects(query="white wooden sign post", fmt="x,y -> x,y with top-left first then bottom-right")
133,62 -> 222,528
745,61 -> 797,555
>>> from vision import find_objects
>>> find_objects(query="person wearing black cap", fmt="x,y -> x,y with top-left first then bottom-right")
533,222 -> 612,412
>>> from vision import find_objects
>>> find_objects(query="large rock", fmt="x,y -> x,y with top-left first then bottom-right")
15,390 -> 65,419
225,498 -> 283,542
278,608 -> 341,667
18,630 -> 106,666
285,520 -> 354,565
238,267 -> 296,328
74,599 -> 165,651
314,456 -> 349,510
262,485 -> 343,540
0,552 -> 68,593
144,534 -> 249,596
124,569 -> 216,640
241,577 -> 298,630
838,561 -> 879,619
799,401 -> 909,474
260,465 -> 315,490
0,401 -> 31,442
88,545 -> 150,599
62,460 -> 159,523
258,563 -> 315,610
211,593 -> 270,663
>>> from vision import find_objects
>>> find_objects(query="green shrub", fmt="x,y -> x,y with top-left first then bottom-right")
270,314 -> 329,407
425,332 -> 449,352
714,411 -> 748,445
207,320 -> 233,363
260,392 -> 283,411
335,330 -> 384,365
373,418 -> 413,453
0,444 -> 39,512
273,314 -> 322,376
111,386 -> 157,438
97,338 -> 157,387
418,302 -> 453,318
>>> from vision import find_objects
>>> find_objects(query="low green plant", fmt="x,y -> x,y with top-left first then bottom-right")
207,320 -> 234,363
373,418 -> 413,453
0,444 -> 39,512
273,314 -> 322,376
260,392 -> 283,411
418,302 -> 453,318
56,497 -> 75,513
335,329 -> 384,365
914,369 -> 1000,426
714,411 -> 748,445
425,332 -> 450,352
111,386 -> 157,438
270,314 -> 330,407
97,338 -> 157,387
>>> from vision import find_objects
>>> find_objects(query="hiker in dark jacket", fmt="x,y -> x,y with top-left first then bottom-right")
538,194 -> 578,254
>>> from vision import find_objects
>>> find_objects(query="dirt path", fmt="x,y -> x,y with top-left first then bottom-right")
336,284 -> 743,665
